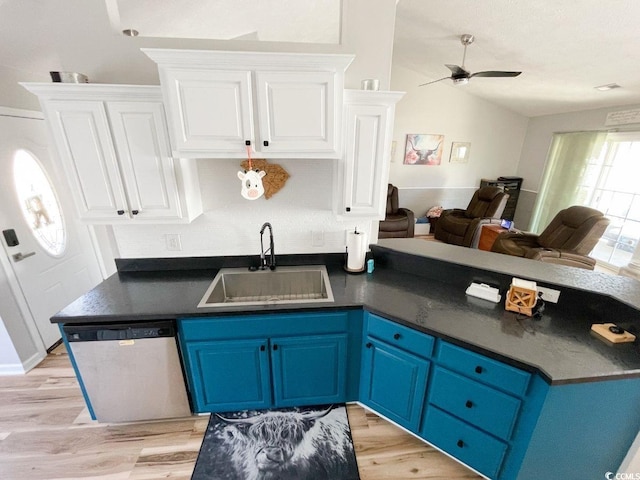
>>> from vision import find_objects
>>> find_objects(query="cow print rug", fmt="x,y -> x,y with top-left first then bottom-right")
191,404 -> 360,480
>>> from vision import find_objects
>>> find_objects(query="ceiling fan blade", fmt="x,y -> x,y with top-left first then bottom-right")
445,64 -> 468,76
418,76 -> 452,87
470,70 -> 522,78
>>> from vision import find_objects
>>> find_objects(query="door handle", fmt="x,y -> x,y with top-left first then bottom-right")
12,251 -> 36,262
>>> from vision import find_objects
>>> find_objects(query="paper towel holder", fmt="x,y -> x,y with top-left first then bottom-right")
344,228 -> 367,274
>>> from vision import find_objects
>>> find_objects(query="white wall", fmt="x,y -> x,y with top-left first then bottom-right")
514,103 -> 640,228
113,159 -> 373,258
387,65 -> 529,215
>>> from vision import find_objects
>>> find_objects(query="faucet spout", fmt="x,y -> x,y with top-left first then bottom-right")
259,222 -> 276,270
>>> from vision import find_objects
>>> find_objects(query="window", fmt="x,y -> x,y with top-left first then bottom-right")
587,133 -> 640,267
13,149 -> 67,256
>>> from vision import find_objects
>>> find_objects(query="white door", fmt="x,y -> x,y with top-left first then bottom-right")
0,112 -> 103,350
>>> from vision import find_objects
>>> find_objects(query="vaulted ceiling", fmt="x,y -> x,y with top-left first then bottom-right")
2,0 -> 639,117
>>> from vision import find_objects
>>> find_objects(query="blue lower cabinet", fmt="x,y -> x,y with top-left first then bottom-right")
360,337 -> 430,432
422,406 -> 507,479
178,311 -> 360,413
186,338 -> 272,412
271,334 -> 348,407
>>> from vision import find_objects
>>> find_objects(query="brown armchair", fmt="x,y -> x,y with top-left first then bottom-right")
434,186 -> 509,247
378,184 -> 415,238
491,205 -> 610,270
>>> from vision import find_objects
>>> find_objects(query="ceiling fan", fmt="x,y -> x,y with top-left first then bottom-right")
419,34 -> 522,87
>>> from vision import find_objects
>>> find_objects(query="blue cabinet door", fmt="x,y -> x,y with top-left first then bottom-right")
185,338 -> 272,413
360,337 -> 430,432
271,334 -> 348,407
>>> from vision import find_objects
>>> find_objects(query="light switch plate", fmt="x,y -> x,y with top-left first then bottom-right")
538,286 -> 560,303
165,234 -> 182,251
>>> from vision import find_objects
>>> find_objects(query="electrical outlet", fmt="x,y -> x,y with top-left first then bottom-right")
538,286 -> 560,303
165,234 -> 182,251
311,230 -> 325,247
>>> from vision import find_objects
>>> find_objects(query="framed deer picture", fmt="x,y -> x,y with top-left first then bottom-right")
404,134 -> 444,165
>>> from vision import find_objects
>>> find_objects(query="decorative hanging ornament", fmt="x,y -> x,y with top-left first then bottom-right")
237,144 -> 266,200
238,169 -> 266,200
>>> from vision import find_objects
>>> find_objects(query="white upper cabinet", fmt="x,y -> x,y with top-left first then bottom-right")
336,90 -> 404,219
161,69 -> 254,155
21,84 -> 202,224
142,49 -> 354,159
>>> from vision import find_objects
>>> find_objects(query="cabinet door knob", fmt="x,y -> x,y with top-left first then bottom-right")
117,210 -> 125,215
457,440 -> 464,448
273,344 -> 278,351
260,345 -> 266,351
393,333 -> 401,340
475,366 -> 483,374
346,207 -> 351,212
245,140 -> 251,146
465,400 -> 474,408
365,342 -> 372,349
131,210 -> 139,215
263,140 -> 269,147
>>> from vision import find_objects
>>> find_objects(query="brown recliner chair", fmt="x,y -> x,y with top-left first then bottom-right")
378,184 -> 415,238
434,186 -> 509,247
491,205 -> 610,270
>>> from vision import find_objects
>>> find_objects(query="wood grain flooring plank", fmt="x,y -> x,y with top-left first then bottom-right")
0,347 -> 481,480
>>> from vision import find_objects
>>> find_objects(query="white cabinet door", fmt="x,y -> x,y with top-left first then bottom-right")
43,100 -> 129,221
106,101 -> 182,220
255,71 -> 339,156
338,91 -> 404,219
161,69 -> 254,156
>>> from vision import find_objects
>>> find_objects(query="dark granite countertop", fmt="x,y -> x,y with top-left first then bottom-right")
51,241 -> 640,386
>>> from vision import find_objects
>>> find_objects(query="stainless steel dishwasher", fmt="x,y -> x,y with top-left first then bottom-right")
63,321 -> 191,423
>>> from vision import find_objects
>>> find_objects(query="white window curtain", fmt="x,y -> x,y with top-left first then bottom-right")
529,131 -> 608,233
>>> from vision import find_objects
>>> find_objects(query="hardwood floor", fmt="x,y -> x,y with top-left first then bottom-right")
0,346 -> 480,480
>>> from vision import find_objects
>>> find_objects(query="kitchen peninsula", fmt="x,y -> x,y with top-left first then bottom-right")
51,239 -> 640,480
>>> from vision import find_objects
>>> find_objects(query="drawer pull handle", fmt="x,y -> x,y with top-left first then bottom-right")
131,210 -> 139,215
273,344 -> 278,351
475,366 -> 483,374
263,140 -> 269,147
457,440 -> 464,448
260,345 -> 265,351
117,210 -> 125,215
393,333 -> 401,340
465,400 -> 474,408
366,342 -> 372,348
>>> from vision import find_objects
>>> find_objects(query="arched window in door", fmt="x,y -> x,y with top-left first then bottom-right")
13,149 -> 67,256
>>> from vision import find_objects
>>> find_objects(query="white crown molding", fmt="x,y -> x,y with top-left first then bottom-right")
142,48 -> 355,72
0,106 -> 44,119
19,83 -> 162,101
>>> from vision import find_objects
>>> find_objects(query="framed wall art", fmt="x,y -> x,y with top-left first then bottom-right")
449,142 -> 471,164
404,134 -> 444,165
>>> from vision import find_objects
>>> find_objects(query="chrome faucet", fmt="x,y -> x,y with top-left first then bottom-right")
259,222 -> 276,270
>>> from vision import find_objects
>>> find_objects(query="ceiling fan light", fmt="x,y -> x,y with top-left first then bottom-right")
594,83 -> 621,91
453,77 -> 469,85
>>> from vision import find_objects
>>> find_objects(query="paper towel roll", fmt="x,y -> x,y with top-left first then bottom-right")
346,230 -> 367,271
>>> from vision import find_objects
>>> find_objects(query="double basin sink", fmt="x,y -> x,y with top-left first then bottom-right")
198,265 -> 334,308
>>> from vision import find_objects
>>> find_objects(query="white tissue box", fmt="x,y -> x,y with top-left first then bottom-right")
465,282 -> 501,303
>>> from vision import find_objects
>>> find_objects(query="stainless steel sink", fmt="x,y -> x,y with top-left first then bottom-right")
198,265 -> 334,308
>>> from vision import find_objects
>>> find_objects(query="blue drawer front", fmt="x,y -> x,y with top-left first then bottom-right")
180,311 -> 349,341
366,312 -> 434,359
422,406 -> 507,479
438,341 -> 530,397
428,367 -> 521,441
361,338 -> 430,432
